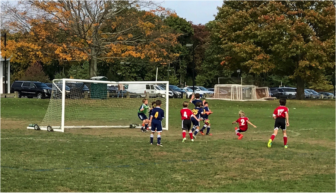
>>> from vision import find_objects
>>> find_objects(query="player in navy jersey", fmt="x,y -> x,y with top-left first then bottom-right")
138,99 -> 150,132
200,102 -> 213,136
149,100 -> 165,146
148,101 -> 156,120
268,98 -> 290,148
190,93 -> 203,108
191,102 -> 204,139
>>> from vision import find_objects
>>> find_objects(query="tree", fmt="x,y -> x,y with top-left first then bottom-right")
2,0 -> 180,77
213,1 -> 335,99
164,15 -> 194,86
22,61 -> 50,82
68,61 -> 90,79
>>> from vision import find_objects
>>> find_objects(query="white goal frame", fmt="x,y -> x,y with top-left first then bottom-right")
27,79 -> 170,132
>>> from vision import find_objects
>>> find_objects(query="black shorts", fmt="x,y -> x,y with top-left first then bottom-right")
274,118 -> 286,130
182,119 -> 192,131
236,129 -> 247,133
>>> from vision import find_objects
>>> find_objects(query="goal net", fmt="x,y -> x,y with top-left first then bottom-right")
213,84 -> 270,101
27,79 -> 169,132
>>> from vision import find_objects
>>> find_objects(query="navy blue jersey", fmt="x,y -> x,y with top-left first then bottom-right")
192,107 -> 203,119
203,106 -> 210,119
192,99 -> 203,107
151,107 -> 165,121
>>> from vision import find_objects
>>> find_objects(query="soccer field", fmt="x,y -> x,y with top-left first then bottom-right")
1,98 -> 335,192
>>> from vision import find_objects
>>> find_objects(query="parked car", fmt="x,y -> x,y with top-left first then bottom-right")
207,88 -> 214,92
319,92 -> 335,99
182,87 -> 203,98
167,85 -> 186,98
11,81 -> 52,99
66,82 -> 90,99
45,83 -> 71,92
280,87 -> 297,99
126,83 -> 167,98
269,87 -> 284,99
183,86 -> 214,96
306,89 -> 321,99
45,83 -> 71,98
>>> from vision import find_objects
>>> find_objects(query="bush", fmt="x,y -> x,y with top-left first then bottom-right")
22,61 -> 49,82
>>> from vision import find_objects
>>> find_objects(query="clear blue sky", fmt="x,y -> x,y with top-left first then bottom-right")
7,0 -> 223,25
161,0 -> 223,24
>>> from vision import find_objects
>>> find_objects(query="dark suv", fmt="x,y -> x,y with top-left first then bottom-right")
11,81 -> 52,99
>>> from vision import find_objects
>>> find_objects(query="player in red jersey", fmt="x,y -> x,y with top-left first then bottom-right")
268,98 -> 290,148
232,110 -> 257,140
180,101 -> 200,142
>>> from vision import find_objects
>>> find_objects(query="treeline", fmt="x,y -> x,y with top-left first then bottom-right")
1,1 -> 335,99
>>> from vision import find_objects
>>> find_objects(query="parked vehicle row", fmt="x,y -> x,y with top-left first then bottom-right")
269,87 -> 334,99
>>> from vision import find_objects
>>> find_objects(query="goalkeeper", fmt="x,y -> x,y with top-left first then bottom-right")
138,99 -> 150,132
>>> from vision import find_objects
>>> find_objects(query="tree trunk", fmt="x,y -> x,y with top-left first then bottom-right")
90,47 -> 97,77
296,76 -> 305,100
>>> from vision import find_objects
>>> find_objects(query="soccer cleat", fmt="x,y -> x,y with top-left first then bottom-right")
193,135 -> 197,139
267,139 -> 272,148
200,131 -> 205,136
206,133 -> 212,136
238,135 -> 244,140
235,127 -> 238,130
284,145 -> 288,149
150,143 -> 153,145
157,144 -> 163,147
191,139 -> 194,142
182,138 -> 187,143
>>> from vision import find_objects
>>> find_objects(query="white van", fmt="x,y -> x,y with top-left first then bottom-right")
126,84 -> 167,97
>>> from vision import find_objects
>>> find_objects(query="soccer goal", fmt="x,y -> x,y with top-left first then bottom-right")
27,79 -> 169,132
212,84 -> 271,101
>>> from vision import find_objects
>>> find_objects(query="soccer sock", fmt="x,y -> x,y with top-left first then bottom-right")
157,134 -> 161,145
236,132 -> 242,137
270,134 -> 275,141
206,126 -> 210,134
189,131 -> 193,139
194,129 -> 199,136
150,134 -> 154,144
283,136 -> 287,145
200,125 -> 206,132
192,126 -> 195,132
182,131 -> 186,138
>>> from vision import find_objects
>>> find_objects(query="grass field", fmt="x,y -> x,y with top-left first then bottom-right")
1,98 -> 335,192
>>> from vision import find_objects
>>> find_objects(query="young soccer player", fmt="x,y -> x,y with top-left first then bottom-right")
267,98 -> 290,148
180,101 -> 200,142
190,93 -> 203,108
149,100 -> 165,146
232,110 -> 257,140
191,102 -> 204,138
138,99 -> 149,132
148,101 -> 156,124
200,102 -> 213,136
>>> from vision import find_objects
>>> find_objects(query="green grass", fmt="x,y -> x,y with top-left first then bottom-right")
1,98 -> 335,192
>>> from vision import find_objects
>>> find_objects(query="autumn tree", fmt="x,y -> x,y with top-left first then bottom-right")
22,61 -> 50,82
213,1 -> 335,99
2,0 -> 180,77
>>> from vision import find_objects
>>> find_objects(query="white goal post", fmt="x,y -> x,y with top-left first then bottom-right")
27,79 -> 169,132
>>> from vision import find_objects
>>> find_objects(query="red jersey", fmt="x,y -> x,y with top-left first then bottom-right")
180,108 -> 194,120
273,106 -> 289,119
236,117 -> 249,131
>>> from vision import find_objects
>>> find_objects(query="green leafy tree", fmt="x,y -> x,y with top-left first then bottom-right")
213,1 -> 335,99
68,61 -> 90,79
